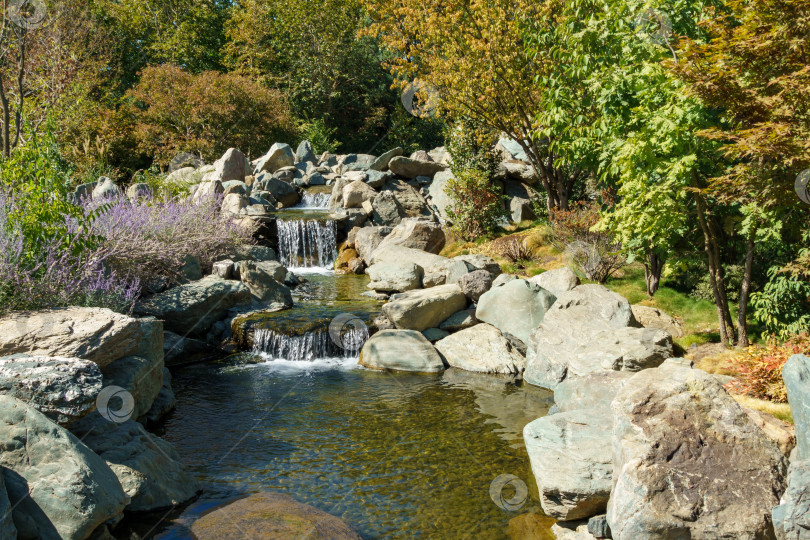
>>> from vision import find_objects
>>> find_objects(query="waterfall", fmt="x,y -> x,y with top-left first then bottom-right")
296,192 -> 331,209
276,219 -> 337,269
252,326 -> 368,362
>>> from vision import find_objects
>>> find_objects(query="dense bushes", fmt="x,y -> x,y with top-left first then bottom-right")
128,65 -> 295,164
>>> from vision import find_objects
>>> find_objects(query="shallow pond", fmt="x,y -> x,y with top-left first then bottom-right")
148,358 -> 556,539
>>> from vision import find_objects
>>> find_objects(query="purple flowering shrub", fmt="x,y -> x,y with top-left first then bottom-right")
0,191 -> 140,315
82,193 -> 256,288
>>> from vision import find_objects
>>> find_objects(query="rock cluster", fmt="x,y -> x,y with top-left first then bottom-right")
0,308 -> 199,539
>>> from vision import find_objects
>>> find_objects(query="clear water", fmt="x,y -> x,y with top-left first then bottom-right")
133,209 -> 558,539
149,361 -> 555,539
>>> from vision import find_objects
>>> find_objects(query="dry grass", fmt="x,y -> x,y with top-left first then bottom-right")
732,394 -> 793,424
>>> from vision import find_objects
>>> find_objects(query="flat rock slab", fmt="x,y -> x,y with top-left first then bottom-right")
0,307 -> 162,369
608,363 -> 788,540
0,395 -> 128,540
382,284 -> 467,331
359,329 -> 445,372
524,409 -> 613,521
191,492 -> 361,539
0,354 -> 102,426
552,371 -> 633,413
135,276 -> 252,336
525,325 -> 673,389
435,323 -> 525,375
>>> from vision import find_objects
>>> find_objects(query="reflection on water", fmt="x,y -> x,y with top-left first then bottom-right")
149,361 -> 554,539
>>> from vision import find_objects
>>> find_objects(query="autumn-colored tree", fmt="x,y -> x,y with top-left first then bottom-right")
677,0 -> 810,345
363,0 -> 586,211
127,65 -> 294,164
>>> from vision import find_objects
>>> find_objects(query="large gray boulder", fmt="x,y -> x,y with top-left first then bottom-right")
221,192 -> 248,216
135,276 -> 252,337
523,284 -> 668,390
369,147 -> 404,171
525,325 -> 673,390
376,218 -> 446,254
0,355 -> 102,426
0,395 -> 129,540
439,309 -> 479,332
458,269 -> 493,303
476,279 -> 556,344
380,178 -> 434,218
190,179 -> 223,204
213,148 -> 247,182
69,412 -> 199,512
101,354 -> 164,422
371,190 -> 407,226
548,284 -> 635,328
454,254 -> 502,278
434,323 -> 525,374
529,268 -> 580,298
342,180 -> 378,208
296,140 -> 316,164
367,262 -> 423,293
0,308 -> 162,370
524,408 -> 613,521
239,261 -> 295,306
354,226 -> 393,262
631,305 -> 685,338
382,284 -> 468,331
191,492 -> 361,540
782,354 -> 810,459
553,371 -> 633,413
367,244 -> 452,287
359,330 -> 445,372
426,170 -> 455,222
772,459 -> 810,540
254,143 -> 295,174
608,364 -> 788,540
388,156 -> 447,179
254,174 -> 300,207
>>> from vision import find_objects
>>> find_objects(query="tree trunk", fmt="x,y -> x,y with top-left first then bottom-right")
644,249 -> 664,297
0,74 -> 10,159
695,194 -> 735,344
737,232 -> 755,347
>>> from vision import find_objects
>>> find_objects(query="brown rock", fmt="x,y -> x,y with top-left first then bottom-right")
191,492 -> 361,540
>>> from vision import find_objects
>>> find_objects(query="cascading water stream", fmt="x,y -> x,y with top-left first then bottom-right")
252,326 -> 369,362
296,192 -> 331,209
276,219 -> 337,269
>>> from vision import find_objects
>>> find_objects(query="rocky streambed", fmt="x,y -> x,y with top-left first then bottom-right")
3,141 -> 809,539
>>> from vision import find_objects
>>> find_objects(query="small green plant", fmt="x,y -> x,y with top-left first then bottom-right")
444,119 -> 506,241
298,118 -> 340,155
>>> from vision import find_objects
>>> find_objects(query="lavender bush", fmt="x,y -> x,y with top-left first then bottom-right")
0,191 -> 140,315
82,193 -> 256,288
